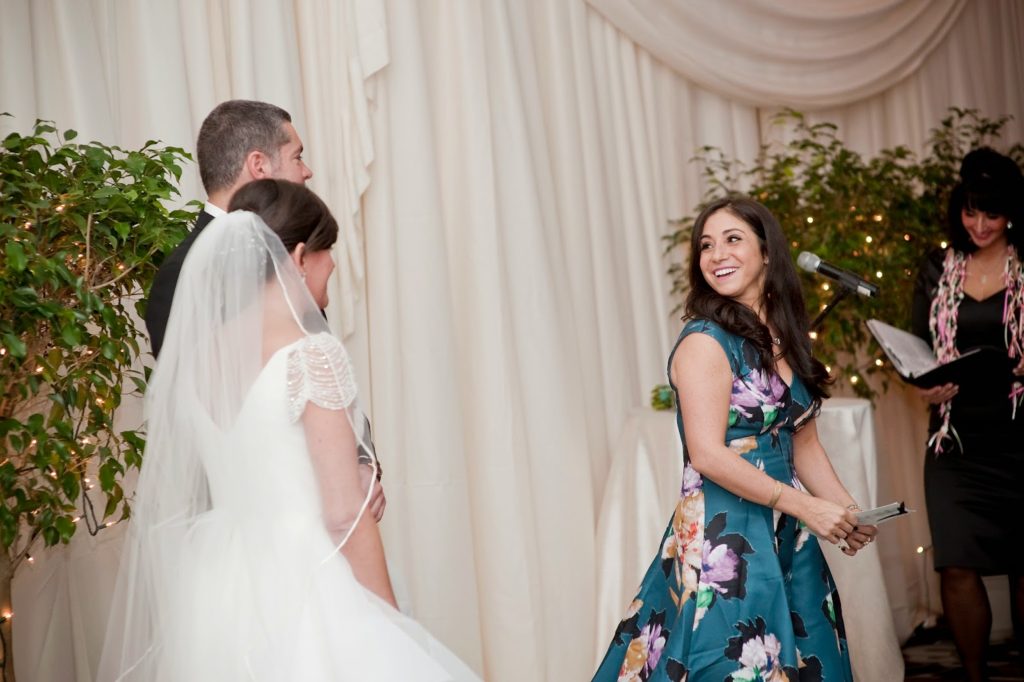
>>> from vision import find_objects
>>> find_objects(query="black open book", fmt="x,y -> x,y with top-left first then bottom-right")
866,319 -> 1014,388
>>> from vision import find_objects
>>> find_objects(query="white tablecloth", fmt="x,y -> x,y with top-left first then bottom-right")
594,399 -> 904,681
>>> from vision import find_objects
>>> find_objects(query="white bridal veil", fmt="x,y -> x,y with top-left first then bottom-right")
97,211 -> 386,679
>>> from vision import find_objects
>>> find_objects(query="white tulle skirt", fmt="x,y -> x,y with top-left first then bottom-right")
102,509 -> 480,682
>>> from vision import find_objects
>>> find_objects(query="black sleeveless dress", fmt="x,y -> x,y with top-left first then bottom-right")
912,248 -> 1024,573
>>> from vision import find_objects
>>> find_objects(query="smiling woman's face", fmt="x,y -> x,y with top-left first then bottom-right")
961,206 -> 1009,252
698,208 -> 766,310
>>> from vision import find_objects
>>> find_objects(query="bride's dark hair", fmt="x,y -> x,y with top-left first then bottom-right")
229,179 -> 338,253
685,195 -> 831,401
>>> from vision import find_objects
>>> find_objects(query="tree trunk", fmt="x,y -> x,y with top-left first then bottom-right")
0,552 -> 14,681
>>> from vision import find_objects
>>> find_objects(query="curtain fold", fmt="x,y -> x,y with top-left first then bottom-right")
365,3 -> 599,677
583,0 -> 967,107
3,2 -> 387,680
0,0 -> 379,338
362,4 -> 764,678
783,0 -> 1024,150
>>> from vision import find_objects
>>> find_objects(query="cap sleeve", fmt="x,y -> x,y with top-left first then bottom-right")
286,332 -> 358,423
668,318 -> 742,383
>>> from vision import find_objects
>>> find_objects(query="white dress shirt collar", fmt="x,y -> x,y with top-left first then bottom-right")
204,201 -> 227,218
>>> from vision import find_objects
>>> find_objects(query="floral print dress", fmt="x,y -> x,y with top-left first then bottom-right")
593,319 -> 853,682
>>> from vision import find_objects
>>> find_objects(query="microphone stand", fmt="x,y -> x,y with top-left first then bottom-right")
810,286 -> 853,333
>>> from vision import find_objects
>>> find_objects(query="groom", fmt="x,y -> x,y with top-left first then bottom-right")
146,100 -> 311,355
145,99 -> 385,519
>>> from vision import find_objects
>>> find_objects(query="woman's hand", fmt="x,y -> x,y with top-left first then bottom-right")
917,382 -> 958,405
839,523 -> 879,556
359,463 -> 387,522
800,497 -> 856,547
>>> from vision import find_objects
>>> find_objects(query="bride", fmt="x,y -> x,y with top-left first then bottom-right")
98,180 -> 480,681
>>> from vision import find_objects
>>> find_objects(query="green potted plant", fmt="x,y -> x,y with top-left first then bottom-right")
654,108 -> 1023,407
0,117 -> 193,678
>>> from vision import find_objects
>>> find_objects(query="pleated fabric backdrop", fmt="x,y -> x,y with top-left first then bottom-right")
2,1 -> 1022,679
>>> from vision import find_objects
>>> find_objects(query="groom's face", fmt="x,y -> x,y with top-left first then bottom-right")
269,122 -> 313,185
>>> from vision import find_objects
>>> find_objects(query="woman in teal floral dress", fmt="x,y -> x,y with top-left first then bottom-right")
594,196 -> 878,682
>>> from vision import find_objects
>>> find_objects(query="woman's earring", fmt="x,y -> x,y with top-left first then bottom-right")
301,271 -> 307,282
1009,221 -> 1014,230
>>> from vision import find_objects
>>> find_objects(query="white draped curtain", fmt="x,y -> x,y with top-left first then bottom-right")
584,0 -> 970,107
0,0 -> 381,337
2,1 -> 1022,680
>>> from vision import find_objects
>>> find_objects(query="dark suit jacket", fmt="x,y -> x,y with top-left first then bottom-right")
145,210 -> 216,358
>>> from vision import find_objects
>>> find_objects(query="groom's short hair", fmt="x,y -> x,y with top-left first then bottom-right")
197,100 -> 292,194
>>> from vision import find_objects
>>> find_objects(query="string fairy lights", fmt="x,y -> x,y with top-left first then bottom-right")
790,204 -> 957,390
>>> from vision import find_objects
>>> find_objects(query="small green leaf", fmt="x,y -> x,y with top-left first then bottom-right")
6,241 -> 27,272
99,341 -> 116,360
60,473 -> 80,500
1,524 -> 17,548
60,323 -> 83,347
99,461 -> 116,490
55,515 -> 77,542
42,525 -> 60,546
104,484 -> 124,518
2,333 -> 27,359
11,287 -> 39,307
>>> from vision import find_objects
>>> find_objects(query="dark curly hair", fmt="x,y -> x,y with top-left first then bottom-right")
686,195 -> 831,401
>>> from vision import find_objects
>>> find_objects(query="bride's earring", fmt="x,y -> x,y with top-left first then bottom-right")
301,271 -> 307,282
1009,221 -> 1014,230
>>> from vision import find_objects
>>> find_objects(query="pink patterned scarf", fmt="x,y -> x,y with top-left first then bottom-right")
928,246 -> 1024,452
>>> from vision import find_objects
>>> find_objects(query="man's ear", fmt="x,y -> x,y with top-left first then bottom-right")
245,149 -> 273,180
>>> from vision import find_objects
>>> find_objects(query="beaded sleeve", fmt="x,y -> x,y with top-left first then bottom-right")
286,333 -> 358,423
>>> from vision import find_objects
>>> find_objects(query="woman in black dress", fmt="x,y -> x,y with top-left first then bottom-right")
912,147 -> 1024,681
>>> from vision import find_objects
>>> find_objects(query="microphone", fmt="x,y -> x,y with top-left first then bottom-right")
797,251 -> 879,298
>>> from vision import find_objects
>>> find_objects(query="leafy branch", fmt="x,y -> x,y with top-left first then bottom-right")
0,118 -> 195,568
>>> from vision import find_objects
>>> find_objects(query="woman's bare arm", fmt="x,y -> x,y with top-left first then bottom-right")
303,401 -> 398,607
673,333 -> 856,545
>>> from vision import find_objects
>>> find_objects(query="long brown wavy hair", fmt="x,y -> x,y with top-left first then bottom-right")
686,195 -> 831,401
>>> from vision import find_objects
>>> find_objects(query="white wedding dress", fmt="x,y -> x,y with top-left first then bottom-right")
159,334 -> 476,681
98,211 -> 481,681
